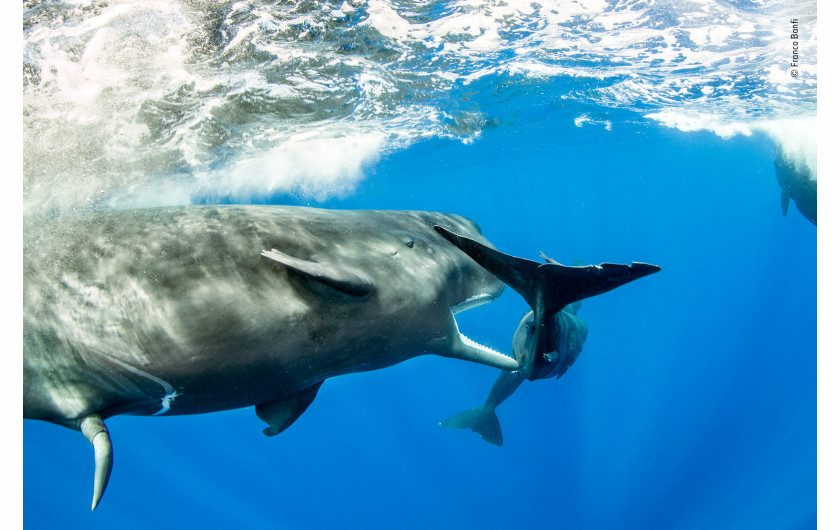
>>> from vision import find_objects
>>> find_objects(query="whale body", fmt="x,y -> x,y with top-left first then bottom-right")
24,205 -> 660,509
24,205 -> 518,508
24,206 -> 518,423
775,148 -> 816,225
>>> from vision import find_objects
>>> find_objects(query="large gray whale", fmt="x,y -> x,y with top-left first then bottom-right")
24,205 -> 659,509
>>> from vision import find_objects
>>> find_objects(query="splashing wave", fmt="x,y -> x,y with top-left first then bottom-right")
23,0 -> 817,214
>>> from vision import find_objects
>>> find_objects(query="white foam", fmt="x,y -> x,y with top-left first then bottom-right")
645,111 -> 755,140
756,119 -> 818,179
575,114 -> 612,131
22,0 -> 819,214
100,124 -> 396,209
204,126 -> 387,202
366,0 -> 420,41
646,111 -> 817,179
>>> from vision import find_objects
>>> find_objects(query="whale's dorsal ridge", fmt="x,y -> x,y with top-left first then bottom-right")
261,248 -> 374,298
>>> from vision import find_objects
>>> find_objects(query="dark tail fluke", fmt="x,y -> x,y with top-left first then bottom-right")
435,226 -> 542,308
434,226 -> 660,316
536,260 -> 661,316
439,406 -> 503,447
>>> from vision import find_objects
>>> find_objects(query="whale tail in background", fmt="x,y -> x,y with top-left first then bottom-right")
440,406 -> 503,447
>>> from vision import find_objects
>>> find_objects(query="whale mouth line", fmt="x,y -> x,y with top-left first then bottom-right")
450,292 -> 496,315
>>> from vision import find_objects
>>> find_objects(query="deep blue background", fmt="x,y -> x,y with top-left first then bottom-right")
23,113 -> 816,529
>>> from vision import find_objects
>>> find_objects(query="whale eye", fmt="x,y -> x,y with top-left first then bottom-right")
399,234 -> 416,248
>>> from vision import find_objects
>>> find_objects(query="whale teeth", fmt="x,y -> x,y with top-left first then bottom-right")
437,310 -> 519,371
452,331 -> 520,372
458,332 -> 499,356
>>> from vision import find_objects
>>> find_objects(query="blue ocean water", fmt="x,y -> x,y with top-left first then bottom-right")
22,1 -> 817,528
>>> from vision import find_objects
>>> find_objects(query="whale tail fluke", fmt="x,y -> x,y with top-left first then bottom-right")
434,225 -> 660,381
440,406 -> 503,447
433,225 -> 660,317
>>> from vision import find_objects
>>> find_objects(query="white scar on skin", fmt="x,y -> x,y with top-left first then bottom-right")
103,356 -> 180,415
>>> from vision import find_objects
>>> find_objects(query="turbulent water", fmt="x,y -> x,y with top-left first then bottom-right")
23,0 -> 817,215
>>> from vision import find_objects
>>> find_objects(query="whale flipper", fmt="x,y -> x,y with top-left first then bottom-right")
781,186 -> 791,216
80,414 -> 113,511
440,406 -> 503,447
261,249 -> 374,298
256,382 -> 324,437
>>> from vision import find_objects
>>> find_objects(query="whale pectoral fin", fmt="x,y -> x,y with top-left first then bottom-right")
256,382 -> 323,437
79,414 -> 113,511
261,249 -> 374,298
781,186 -> 791,216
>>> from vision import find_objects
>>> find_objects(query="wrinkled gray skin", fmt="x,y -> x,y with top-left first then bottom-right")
440,301 -> 588,446
775,148 -> 816,225
23,205 -> 520,508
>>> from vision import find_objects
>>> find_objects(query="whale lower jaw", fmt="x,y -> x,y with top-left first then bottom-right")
457,331 -> 518,370
439,310 -> 520,372
457,331 -> 501,360
451,331 -> 519,371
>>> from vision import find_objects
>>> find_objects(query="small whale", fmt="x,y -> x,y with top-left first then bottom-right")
433,228 -> 660,446
440,300 -> 588,446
